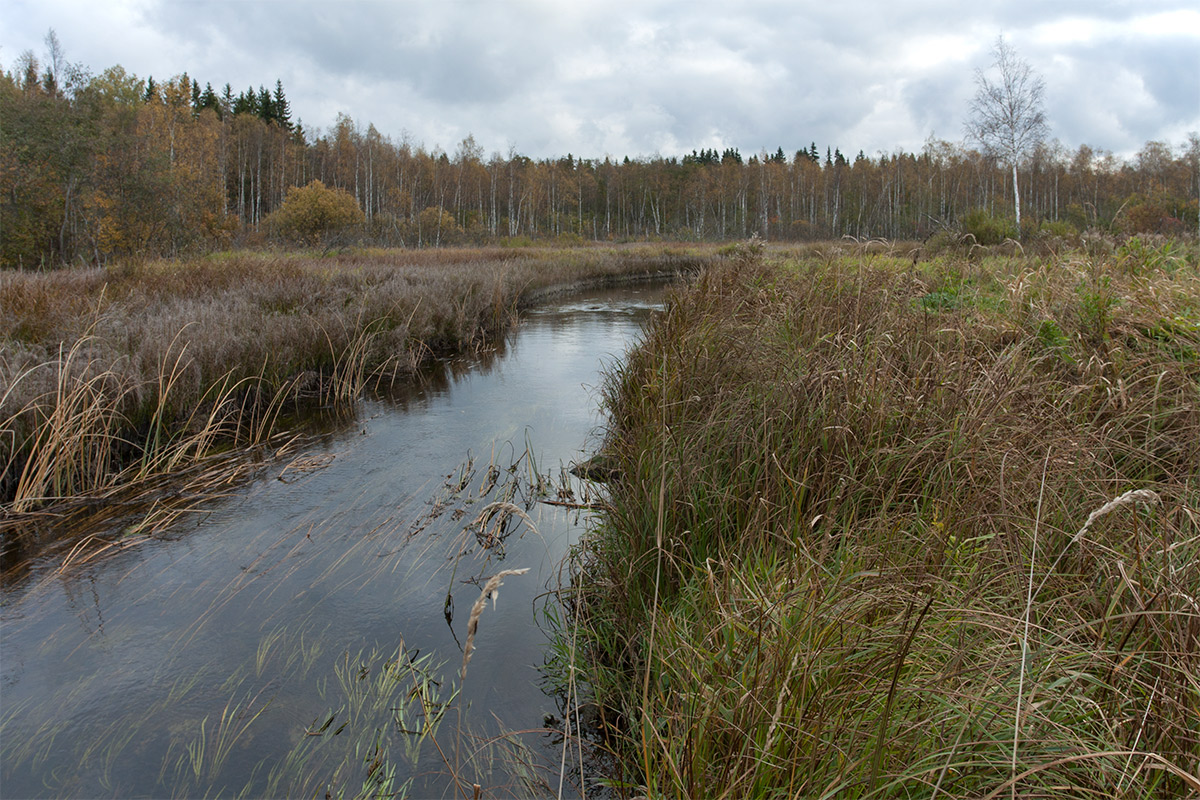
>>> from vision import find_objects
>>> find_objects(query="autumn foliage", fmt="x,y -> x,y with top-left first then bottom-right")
264,180 -> 364,246
1,53 -> 1197,269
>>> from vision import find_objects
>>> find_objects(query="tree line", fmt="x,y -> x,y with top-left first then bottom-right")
2,50 -> 1197,268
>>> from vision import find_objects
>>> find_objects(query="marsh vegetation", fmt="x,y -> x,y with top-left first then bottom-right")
562,235 -> 1199,797
1,245 -> 709,526
1,278 -> 671,798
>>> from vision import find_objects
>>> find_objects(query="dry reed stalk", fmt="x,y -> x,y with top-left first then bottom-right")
9,338 -> 130,511
460,568 -> 531,685
469,501 -> 537,549
1033,488 -> 1164,602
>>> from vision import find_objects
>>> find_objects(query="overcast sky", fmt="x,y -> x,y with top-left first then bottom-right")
3,0 -> 1198,162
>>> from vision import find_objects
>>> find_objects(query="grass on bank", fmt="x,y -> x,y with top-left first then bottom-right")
0,244 -> 713,524
561,235 -> 1200,798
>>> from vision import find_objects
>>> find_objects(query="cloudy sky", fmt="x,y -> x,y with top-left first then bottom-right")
2,0 -> 1197,161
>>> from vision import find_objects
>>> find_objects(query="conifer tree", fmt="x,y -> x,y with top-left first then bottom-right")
272,79 -> 291,129
232,87 -> 253,116
256,85 -> 273,122
200,82 -> 219,115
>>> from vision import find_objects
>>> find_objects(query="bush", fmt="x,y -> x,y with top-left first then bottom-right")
410,206 -> 462,246
264,180 -> 364,247
961,210 -> 1018,245
1038,219 -> 1079,238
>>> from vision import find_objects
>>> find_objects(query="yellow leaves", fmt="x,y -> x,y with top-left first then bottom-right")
265,180 -> 365,246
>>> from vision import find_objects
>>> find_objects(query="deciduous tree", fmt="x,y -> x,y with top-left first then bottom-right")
965,36 -> 1048,229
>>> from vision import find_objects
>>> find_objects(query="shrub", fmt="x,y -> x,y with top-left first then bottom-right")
961,209 -> 1018,245
264,180 -> 365,247
411,207 -> 462,246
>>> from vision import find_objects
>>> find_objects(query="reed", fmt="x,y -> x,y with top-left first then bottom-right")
562,237 -> 1200,797
1,245 -> 715,531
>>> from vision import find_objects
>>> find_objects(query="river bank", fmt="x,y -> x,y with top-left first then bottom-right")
0,244 -> 714,519
0,281 -> 669,798
565,236 -> 1200,797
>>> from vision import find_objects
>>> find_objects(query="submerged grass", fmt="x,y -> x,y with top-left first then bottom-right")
563,238 -> 1200,797
1,244 -> 712,544
1,433 -> 586,798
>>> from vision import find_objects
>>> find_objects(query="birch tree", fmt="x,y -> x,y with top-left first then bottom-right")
965,36 -> 1048,229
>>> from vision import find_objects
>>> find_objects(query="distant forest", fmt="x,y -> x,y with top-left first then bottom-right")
2,55 -> 1198,267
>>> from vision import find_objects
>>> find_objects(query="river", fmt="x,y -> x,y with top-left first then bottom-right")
0,281 -> 666,798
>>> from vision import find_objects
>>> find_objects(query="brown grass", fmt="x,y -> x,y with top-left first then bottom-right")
0,244 -> 715,517
562,236 -> 1200,797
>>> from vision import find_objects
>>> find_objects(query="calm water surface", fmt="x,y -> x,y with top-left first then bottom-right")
0,282 -> 665,798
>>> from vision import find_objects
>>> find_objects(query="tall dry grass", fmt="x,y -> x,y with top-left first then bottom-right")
0,245 -> 713,519
563,237 -> 1200,797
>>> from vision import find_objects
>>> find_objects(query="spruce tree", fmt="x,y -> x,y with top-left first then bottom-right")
257,85 -> 273,123
239,86 -> 255,115
200,82 -> 219,116
273,79 -> 292,129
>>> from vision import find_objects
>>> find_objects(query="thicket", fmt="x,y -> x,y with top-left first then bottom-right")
2,56 -> 1197,268
561,237 -> 1200,797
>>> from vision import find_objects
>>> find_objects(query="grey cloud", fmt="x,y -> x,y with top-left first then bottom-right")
5,0 -> 1194,160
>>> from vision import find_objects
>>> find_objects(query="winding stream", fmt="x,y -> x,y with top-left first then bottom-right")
0,281 -> 666,798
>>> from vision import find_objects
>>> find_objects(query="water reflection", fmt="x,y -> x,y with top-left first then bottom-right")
0,282 -> 665,798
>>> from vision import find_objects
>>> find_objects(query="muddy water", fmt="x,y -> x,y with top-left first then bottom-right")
0,282 -> 665,798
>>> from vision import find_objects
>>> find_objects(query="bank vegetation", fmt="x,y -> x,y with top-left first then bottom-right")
0,246 -> 711,523
563,233 -> 1199,798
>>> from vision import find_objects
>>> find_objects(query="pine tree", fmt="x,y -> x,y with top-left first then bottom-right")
144,75 -> 157,102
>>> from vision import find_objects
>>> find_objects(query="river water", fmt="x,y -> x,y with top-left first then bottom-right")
0,282 -> 665,798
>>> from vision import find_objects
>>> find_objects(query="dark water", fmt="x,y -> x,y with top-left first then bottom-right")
0,283 -> 665,798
